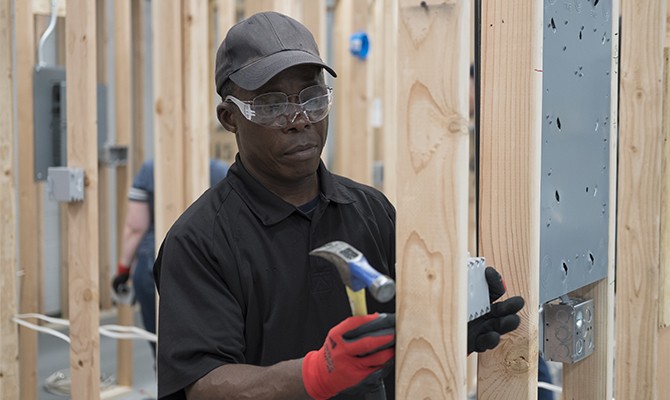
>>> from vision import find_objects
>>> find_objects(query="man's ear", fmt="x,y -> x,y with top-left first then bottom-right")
217,102 -> 238,134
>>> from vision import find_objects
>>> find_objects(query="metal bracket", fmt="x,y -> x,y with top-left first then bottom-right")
467,256 -> 491,321
98,144 -> 128,167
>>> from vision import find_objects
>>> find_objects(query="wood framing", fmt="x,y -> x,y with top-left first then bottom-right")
477,1 -> 542,399
131,0 -> 146,174
15,1 -> 42,398
96,0 -> 111,313
382,0 -> 398,204
0,0 -> 19,397
394,1 -> 470,398
617,0 -> 670,397
558,1 -> 619,398
152,1 -> 186,245
32,0 -> 66,17
113,0 -> 132,314
660,11 -> 670,330
245,0 -> 301,19
183,0 -> 211,203
65,0 -> 101,398
333,0 -> 373,185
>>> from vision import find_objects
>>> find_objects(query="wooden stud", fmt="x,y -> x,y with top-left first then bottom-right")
66,0 -> 101,398
56,15 -> 70,319
113,0 -> 132,309
382,0 -> 398,204
661,40 -> 670,329
183,0 -> 211,203
153,0 -> 185,246
112,0 -> 135,387
209,0 -> 237,166
131,0 -> 146,174
245,0 -> 301,19
32,0 -> 66,17
0,0 -> 19,397
333,0 -> 372,185
616,0 -> 666,398
96,0 -> 111,314
16,1 -> 42,397
477,1 -> 542,398
394,1 -> 469,398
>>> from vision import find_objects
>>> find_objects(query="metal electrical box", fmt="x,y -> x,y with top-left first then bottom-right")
543,297 -> 595,363
47,167 -> 85,202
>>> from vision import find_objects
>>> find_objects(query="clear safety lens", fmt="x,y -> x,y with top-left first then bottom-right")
226,85 -> 333,129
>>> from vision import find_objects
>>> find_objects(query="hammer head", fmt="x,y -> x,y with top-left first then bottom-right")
309,241 -> 396,303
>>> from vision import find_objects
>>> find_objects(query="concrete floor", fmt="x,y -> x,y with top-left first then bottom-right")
37,308 -> 157,400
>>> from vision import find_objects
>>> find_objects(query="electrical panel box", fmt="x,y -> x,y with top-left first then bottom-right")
543,297 -> 595,363
33,66 -> 66,181
467,257 -> 491,321
33,66 -> 108,181
47,167 -> 84,202
539,0 -> 613,303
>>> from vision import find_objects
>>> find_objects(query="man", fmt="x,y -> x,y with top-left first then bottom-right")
112,159 -> 228,355
153,11 -> 524,400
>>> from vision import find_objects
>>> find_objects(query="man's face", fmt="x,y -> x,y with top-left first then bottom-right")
223,65 -> 328,186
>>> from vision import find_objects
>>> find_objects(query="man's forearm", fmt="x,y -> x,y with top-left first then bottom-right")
186,359 -> 312,400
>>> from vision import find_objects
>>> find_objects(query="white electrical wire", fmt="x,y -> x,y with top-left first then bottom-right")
12,314 -> 71,344
538,381 -> 563,393
12,313 -> 156,343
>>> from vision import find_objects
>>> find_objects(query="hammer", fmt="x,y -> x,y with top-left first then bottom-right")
309,240 -> 395,400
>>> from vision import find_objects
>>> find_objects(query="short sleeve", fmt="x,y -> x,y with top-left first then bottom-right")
129,161 -> 154,202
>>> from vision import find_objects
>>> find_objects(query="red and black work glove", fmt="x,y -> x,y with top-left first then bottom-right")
467,267 -> 525,354
112,262 -> 131,294
302,313 -> 395,400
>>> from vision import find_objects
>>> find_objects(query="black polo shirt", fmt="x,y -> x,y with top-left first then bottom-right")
154,157 -> 396,399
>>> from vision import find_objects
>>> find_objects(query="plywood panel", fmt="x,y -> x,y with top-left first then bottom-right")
477,1 -> 543,399
394,1 -> 469,398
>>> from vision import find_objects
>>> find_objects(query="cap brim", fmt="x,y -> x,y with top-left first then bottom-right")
229,49 -> 337,91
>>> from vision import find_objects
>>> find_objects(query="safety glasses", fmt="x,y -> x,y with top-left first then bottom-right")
225,85 -> 333,129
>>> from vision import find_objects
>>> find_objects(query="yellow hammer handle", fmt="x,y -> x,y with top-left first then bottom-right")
346,287 -> 368,316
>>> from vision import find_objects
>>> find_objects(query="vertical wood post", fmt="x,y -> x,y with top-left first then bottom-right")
131,0 -> 146,174
332,0 -> 372,184
382,0 -> 398,203
0,0 -> 19,397
394,1 -> 470,398
65,0 -> 100,398
153,0 -> 185,246
617,0 -> 667,398
183,0 -> 210,202
96,0 -> 111,313
477,1 -> 542,398
15,1 -> 42,397
660,3 -> 670,392
113,0 -> 133,317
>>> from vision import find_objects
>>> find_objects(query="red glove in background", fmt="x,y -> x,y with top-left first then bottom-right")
112,262 -> 131,294
302,313 -> 395,400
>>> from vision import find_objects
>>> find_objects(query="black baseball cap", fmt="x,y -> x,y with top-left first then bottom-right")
215,11 -> 337,95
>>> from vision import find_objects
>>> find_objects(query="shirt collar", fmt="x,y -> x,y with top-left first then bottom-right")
227,154 -> 354,225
